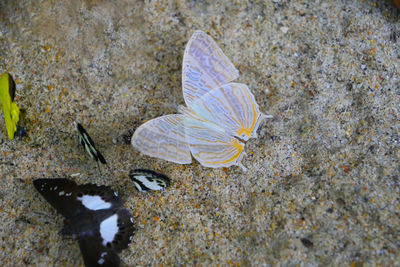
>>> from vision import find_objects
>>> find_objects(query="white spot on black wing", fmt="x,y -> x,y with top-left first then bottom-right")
34,178 -> 135,267
100,214 -> 119,246
77,195 -> 112,210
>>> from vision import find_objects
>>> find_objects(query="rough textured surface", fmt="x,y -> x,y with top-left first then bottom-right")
0,0 -> 399,266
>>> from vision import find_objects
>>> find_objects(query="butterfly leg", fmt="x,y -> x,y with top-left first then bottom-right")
60,222 -> 74,236
238,163 -> 248,172
263,114 -> 274,119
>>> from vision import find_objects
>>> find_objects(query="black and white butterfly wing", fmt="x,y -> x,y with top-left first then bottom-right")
76,122 -> 107,165
79,208 -> 136,267
101,209 -> 136,253
33,179 -> 123,219
130,169 -> 171,192
79,235 -> 120,267
75,183 -> 124,212
33,178 -> 81,218
34,179 -> 135,267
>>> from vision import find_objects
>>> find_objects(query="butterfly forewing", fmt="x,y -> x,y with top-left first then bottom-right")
131,115 -> 192,164
182,31 -> 239,107
33,178 -> 81,218
75,184 -> 123,211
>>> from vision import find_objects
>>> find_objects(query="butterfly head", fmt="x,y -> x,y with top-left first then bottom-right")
236,128 -> 252,142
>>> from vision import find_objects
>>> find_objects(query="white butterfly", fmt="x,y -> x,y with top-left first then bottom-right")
131,31 -> 272,170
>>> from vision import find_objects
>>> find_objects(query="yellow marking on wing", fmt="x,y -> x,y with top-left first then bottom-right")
202,138 -> 244,165
236,88 -> 258,139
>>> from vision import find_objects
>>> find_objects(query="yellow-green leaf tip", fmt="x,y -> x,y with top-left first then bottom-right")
0,72 -> 20,140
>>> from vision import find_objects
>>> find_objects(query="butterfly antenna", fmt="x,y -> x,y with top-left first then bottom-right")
97,161 -> 102,175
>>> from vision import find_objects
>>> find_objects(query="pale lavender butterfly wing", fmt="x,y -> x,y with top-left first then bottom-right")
182,30 -> 239,107
131,115 -> 192,164
188,83 -> 267,141
179,113 -> 247,169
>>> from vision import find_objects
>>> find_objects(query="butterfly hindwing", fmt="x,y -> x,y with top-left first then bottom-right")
78,209 -> 135,267
100,209 -> 136,252
79,235 -> 120,267
182,118 -> 246,169
131,115 -> 192,164
130,169 -> 171,192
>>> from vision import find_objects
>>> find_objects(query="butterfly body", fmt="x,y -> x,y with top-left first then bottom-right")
33,179 -> 135,267
132,31 -> 272,170
61,209 -> 112,238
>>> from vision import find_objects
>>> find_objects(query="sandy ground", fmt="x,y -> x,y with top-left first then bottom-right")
0,0 -> 399,266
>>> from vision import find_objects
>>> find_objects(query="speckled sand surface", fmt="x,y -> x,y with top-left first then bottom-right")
0,0 -> 399,266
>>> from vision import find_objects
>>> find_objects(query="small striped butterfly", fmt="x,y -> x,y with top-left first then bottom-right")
131,31 -> 272,170
130,169 -> 171,192
75,122 -> 107,169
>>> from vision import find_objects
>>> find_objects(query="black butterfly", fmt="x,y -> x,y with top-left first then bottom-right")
129,169 -> 171,192
75,123 -> 107,168
33,178 -> 135,267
